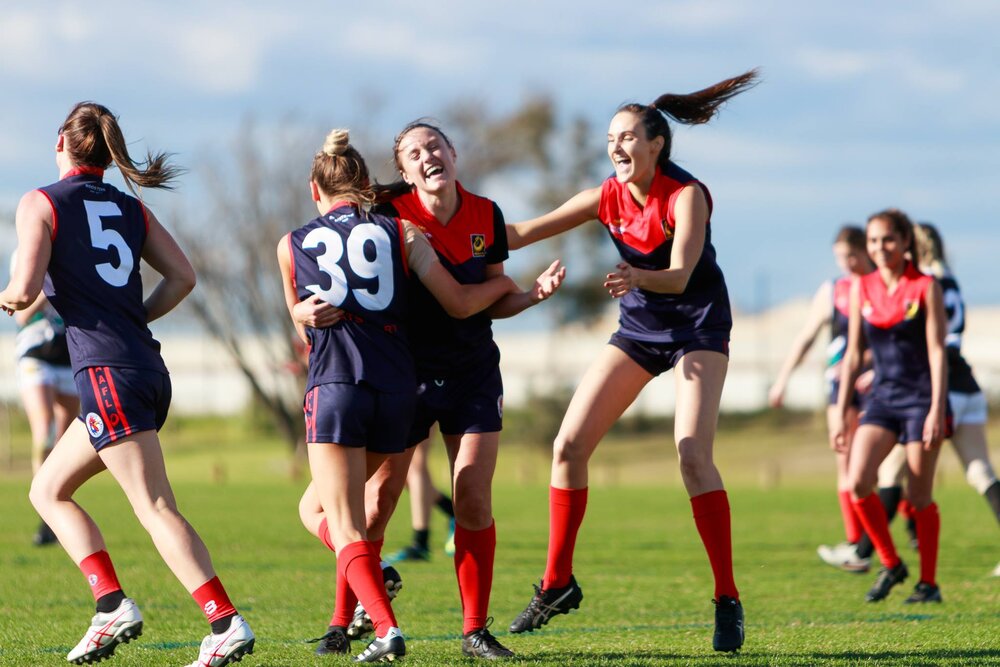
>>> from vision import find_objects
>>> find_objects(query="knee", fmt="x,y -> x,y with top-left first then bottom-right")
366,485 -> 399,534
965,459 -> 998,495
131,496 -> 179,530
452,490 -> 491,529
676,439 -> 712,483
298,495 -> 322,534
28,475 -> 53,514
552,433 -> 586,469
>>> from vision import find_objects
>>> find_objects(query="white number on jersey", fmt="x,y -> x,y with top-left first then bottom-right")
83,200 -> 134,287
302,224 -> 395,311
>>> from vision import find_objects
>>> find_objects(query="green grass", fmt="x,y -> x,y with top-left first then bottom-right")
0,412 -> 999,665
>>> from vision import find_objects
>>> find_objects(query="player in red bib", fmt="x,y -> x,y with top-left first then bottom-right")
505,71 -> 758,653
0,102 -> 255,666
768,226 -> 876,571
833,209 -> 948,603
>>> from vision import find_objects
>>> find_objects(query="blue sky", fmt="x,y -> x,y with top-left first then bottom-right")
2,1 -> 998,315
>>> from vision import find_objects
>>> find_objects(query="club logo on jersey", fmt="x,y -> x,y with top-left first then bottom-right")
471,234 -> 486,257
904,299 -> 921,320
609,219 -> 625,236
204,600 -> 218,616
86,413 -> 105,438
861,301 -> 873,319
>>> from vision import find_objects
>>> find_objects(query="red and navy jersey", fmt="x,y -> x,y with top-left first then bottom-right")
377,183 -> 507,376
598,162 -> 731,342
937,273 -> 979,394
38,169 -> 167,375
859,262 -> 935,409
289,203 -> 415,393
824,276 -> 853,376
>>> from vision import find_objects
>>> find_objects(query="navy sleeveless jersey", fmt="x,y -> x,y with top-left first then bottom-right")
376,183 -> 507,376
289,203 -> 415,393
597,163 -> 732,343
938,273 -> 979,393
38,170 -> 167,375
859,263 -> 935,410
824,277 -> 852,380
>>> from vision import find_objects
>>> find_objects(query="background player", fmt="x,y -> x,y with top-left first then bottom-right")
10,251 -> 79,546
505,70 -> 759,653
833,209 -> 948,604
0,101 -> 255,666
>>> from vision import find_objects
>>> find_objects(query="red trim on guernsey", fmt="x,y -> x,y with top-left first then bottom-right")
859,263 -> 932,329
88,368 -> 117,443
395,219 -> 411,279
326,201 -> 358,214
37,189 -> 59,242
140,204 -> 150,235
833,277 -> 853,317
287,235 -> 297,291
102,367 -> 133,437
62,166 -> 105,179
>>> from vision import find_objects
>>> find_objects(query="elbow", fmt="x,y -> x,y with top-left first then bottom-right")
444,302 -> 474,320
178,268 -> 197,296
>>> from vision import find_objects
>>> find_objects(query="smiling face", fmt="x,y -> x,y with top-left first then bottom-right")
607,111 -> 664,185
866,216 -> 908,272
395,126 -> 458,196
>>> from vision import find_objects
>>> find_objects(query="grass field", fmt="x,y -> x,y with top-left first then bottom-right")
0,411 -> 998,665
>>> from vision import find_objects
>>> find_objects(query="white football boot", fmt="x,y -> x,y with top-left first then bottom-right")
66,597 -> 143,664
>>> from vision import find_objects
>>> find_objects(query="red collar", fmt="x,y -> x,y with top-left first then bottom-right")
325,200 -> 359,214
62,166 -> 105,179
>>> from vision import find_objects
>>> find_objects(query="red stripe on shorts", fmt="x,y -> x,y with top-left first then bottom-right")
103,367 -> 133,437
89,367 -> 116,442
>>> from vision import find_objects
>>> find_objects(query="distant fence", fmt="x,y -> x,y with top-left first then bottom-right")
2,302 -> 999,417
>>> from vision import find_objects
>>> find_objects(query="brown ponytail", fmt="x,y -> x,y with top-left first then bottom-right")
59,102 -> 182,194
834,224 -> 866,252
618,69 -> 759,171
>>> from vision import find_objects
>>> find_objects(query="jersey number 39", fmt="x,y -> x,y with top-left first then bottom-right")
302,224 -> 394,311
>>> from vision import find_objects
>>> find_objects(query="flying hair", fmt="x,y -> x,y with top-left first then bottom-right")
617,69 -> 760,170
59,101 -> 182,195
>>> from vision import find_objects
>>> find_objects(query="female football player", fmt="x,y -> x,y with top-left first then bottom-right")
504,70 -> 759,652
1,102 -> 254,667
833,209 -> 948,603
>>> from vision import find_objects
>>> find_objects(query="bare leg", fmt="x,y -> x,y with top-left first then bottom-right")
673,350 -> 728,497
21,382 -> 56,473
29,420 -> 108,561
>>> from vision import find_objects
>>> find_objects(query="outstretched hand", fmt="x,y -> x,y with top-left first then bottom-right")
604,262 -> 641,298
530,260 -> 566,304
293,294 -> 344,329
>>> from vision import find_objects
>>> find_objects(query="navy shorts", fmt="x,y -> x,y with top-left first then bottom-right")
407,363 -> 503,446
304,382 -> 415,454
76,366 -> 171,450
608,332 -> 729,377
860,397 -> 953,443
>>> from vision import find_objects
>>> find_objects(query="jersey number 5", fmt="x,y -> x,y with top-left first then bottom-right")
302,224 -> 394,311
83,200 -> 134,287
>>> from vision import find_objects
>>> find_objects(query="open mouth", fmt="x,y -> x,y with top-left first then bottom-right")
424,165 -> 445,178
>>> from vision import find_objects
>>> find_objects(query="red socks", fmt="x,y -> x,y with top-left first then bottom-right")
853,493 -> 900,568
192,576 -> 237,623
838,489 -> 863,544
915,503 -> 940,587
542,487 -> 588,590
691,490 -> 739,601
79,550 -> 122,601
339,541 -> 396,636
454,521 -> 496,634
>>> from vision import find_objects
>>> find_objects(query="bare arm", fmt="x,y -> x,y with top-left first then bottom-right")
276,235 -> 310,345
506,187 -> 601,250
13,293 -> 52,327
484,259 -> 566,319
923,281 -> 948,450
1,191 -> 53,315
603,184 -> 709,297
140,208 -> 197,323
768,281 -> 833,407
833,278 -> 864,451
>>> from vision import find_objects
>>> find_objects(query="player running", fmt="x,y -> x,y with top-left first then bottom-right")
1,102 -> 255,666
